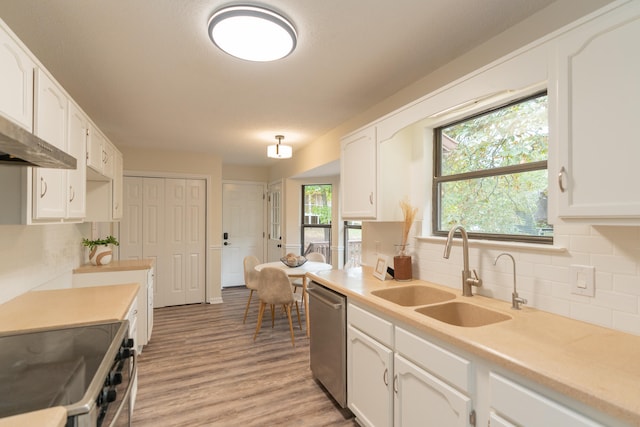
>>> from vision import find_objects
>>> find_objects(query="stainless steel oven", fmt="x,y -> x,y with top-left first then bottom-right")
0,321 -> 136,427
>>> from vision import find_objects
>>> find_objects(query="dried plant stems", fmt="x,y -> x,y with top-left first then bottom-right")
400,199 -> 418,248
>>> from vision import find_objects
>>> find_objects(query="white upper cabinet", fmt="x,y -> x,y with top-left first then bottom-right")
0,25 -> 34,131
341,125 -> 417,221
341,126 -> 377,219
87,123 -> 115,181
67,102 -> 87,220
32,69 -> 68,220
550,1 -> 640,223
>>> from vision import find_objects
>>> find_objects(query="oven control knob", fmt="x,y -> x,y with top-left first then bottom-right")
103,388 -> 117,403
109,371 -> 123,386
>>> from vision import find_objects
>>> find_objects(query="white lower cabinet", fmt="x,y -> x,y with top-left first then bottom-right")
73,265 -> 154,354
345,302 -> 625,427
394,327 -> 473,427
489,373 -> 604,427
394,354 -> 472,427
348,324 -> 394,427
347,302 -> 473,427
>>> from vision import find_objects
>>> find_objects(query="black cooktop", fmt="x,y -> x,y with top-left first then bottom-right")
0,321 -> 124,418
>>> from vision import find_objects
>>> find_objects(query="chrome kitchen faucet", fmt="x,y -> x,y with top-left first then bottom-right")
443,225 -> 482,296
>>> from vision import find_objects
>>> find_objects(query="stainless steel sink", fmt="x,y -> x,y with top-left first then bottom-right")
371,285 -> 456,306
415,301 -> 511,327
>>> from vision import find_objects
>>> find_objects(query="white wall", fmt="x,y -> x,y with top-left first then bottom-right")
0,223 -> 89,304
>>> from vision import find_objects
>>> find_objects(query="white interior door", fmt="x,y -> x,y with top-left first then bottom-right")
120,176 -> 206,307
119,177 -> 144,260
267,180 -> 284,262
221,182 -> 265,287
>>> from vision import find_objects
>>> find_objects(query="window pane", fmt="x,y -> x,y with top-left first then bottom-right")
303,185 -> 332,225
441,95 -> 548,176
438,170 -> 552,236
303,227 -> 331,262
345,221 -> 362,266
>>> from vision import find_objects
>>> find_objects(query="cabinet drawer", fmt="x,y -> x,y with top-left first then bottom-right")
395,327 -> 472,393
490,373 -> 603,427
348,303 -> 393,347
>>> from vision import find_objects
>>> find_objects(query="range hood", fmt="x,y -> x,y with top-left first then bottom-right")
0,114 -> 76,169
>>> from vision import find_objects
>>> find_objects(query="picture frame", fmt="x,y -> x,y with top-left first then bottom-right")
373,254 -> 389,281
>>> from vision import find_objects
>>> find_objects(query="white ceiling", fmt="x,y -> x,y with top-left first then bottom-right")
0,0 -> 559,167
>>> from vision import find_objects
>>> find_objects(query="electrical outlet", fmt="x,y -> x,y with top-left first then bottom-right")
570,265 -> 595,297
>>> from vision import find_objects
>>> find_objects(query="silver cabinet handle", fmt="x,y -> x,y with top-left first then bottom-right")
369,192 -> 373,205
394,374 -> 398,393
558,166 -> 567,193
69,186 -> 75,202
40,177 -> 47,198
383,368 -> 389,386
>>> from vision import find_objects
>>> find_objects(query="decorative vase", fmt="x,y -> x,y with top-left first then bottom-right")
89,244 -> 113,266
393,244 -> 412,281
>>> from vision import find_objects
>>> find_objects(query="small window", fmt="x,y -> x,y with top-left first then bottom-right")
433,92 -> 552,243
344,221 -> 362,266
301,184 -> 332,263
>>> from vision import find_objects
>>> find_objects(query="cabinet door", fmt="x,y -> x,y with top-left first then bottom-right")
67,103 -> 87,219
490,373 -> 604,427
102,140 -> 115,179
86,122 -> 104,175
0,26 -> 34,131
33,69 -> 67,220
347,324 -> 393,427
112,150 -> 123,219
394,354 -> 472,427
551,3 -> 640,219
341,127 -> 377,219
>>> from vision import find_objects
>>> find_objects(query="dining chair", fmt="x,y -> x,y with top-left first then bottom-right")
242,255 -> 261,324
253,267 -> 302,347
291,252 -> 326,309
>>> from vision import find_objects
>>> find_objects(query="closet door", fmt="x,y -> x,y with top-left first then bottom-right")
120,177 -> 144,260
120,176 -> 206,307
143,178 -> 166,306
185,179 -> 206,304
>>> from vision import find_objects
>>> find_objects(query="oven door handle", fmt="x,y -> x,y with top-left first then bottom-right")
108,350 -> 137,427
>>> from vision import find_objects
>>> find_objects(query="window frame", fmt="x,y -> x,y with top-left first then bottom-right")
432,91 -> 552,244
300,184 -> 332,262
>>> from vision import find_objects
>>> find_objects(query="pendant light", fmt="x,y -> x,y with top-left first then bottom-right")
208,5 -> 297,62
267,135 -> 292,159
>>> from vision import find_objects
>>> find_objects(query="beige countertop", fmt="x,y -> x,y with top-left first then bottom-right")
0,283 -> 139,425
309,267 -> 640,426
0,283 -> 139,333
73,258 -> 154,274
0,407 -> 66,427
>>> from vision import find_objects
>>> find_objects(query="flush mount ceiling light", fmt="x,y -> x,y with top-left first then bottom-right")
208,5 -> 297,62
267,135 -> 292,159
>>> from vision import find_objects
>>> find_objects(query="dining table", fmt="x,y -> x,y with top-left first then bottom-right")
255,260 -> 332,336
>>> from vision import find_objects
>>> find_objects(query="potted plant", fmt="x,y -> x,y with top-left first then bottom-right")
82,235 -> 119,266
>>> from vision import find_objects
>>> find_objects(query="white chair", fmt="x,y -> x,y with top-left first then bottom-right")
292,252 -> 326,309
253,267 -> 302,347
242,255 -> 260,324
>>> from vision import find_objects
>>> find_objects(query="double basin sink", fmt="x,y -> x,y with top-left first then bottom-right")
371,285 -> 511,327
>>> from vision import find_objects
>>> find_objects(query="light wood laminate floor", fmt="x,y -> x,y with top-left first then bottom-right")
132,286 -> 356,426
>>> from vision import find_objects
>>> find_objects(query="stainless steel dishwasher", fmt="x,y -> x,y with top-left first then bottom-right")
308,281 -> 347,408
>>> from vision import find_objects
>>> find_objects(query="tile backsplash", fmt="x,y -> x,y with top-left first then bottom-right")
362,221 -> 640,336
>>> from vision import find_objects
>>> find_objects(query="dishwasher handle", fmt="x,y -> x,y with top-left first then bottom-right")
308,286 -> 343,310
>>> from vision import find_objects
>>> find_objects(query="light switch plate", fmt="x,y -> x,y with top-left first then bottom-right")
570,265 -> 595,297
